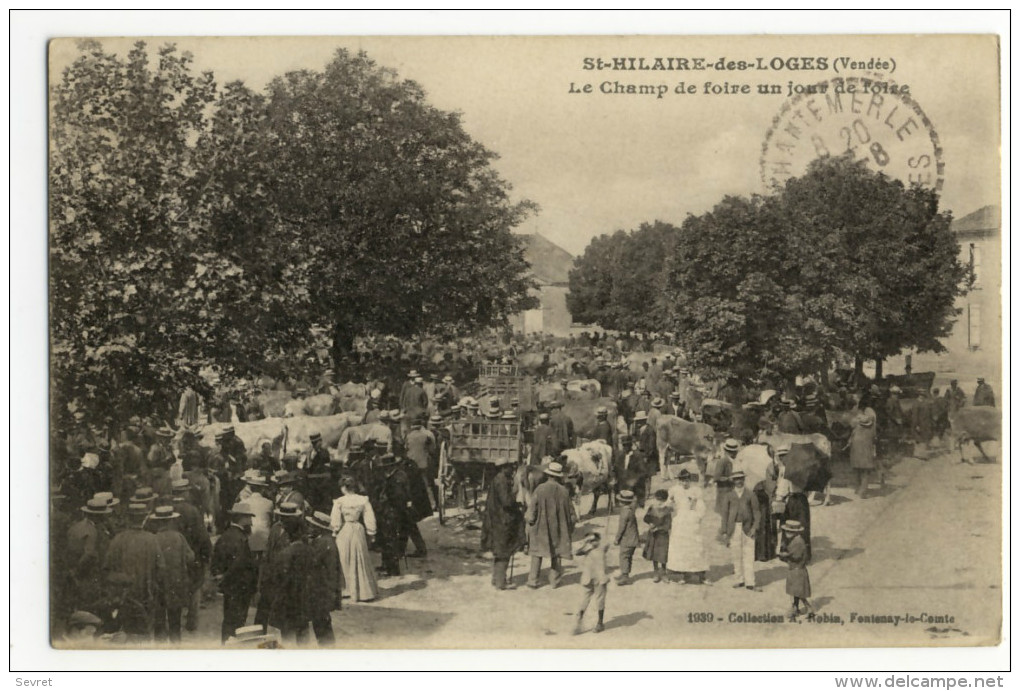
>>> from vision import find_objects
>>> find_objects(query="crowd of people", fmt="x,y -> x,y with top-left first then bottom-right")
52,326 -> 997,645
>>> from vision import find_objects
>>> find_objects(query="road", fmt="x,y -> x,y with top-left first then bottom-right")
172,441 -> 1001,649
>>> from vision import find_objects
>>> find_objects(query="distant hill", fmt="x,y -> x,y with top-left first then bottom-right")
522,233 -> 574,286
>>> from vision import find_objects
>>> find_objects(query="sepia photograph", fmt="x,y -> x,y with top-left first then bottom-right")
34,24 -> 1005,660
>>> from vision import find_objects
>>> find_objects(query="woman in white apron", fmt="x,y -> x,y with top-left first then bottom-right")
666,468 -> 708,584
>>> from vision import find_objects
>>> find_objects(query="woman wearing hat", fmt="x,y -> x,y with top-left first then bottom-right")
330,476 -> 379,602
778,520 -> 815,620
666,469 -> 708,584
150,505 -> 194,643
848,395 -> 878,498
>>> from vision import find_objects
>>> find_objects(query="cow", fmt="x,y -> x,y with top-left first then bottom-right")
563,397 -> 622,442
336,422 -> 394,462
283,393 -> 339,417
258,390 -> 293,418
334,381 -> 369,414
758,432 -> 832,502
758,432 -> 831,460
191,412 -> 363,458
653,415 -> 716,482
950,406 -> 1000,463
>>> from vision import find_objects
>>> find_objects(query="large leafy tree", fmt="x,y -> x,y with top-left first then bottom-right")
259,50 -> 537,364
50,41 -> 537,434
51,41 -> 232,432
661,154 -> 969,382
567,221 -> 678,332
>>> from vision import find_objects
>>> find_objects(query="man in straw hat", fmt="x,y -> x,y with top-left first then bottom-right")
211,501 -> 259,643
721,470 -> 761,591
170,479 -> 212,632
260,502 -> 307,637
103,502 -> 163,638
548,400 -> 575,457
374,453 -> 413,577
481,455 -> 525,590
66,496 -> 114,609
239,470 -> 273,557
632,410 -> 656,500
303,433 -> 333,513
530,412 -> 554,466
301,511 -> 340,646
525,461 -> 575,589
593,406 -> 614,448
614,489 -> 640,586
149,504 -> 194,643
573,530 -> 610,635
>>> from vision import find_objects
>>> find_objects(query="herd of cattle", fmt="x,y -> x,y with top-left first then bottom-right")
162,331 -> 1001,497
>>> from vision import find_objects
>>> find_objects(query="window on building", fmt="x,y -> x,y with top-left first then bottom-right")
968,303 -> 981,350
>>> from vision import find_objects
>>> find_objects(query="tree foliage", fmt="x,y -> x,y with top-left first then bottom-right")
566,221 -> 678,332
661,155 -> 969,381
50,41 -> 536,432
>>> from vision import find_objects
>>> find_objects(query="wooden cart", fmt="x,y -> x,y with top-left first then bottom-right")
436,416 -> 523,525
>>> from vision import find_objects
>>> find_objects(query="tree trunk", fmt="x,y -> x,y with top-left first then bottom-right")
854,356 -> 864,386
874,357 -> 884,381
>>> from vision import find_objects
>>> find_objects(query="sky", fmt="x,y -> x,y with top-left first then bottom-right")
49,32 -> 1001,256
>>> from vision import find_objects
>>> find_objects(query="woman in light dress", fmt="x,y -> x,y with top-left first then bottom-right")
330,476 -> 379,602
666,468 -> 708,584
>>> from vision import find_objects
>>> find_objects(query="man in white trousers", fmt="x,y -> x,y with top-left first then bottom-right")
722,470 -> 761,591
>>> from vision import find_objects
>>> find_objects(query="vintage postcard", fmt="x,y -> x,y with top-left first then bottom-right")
46,33 -> 1002,651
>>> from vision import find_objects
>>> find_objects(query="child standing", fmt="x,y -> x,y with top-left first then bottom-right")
614,489 -> 640,585
642,489 -> 672,582
574,531 -> 610,634
778,520 -> 815,620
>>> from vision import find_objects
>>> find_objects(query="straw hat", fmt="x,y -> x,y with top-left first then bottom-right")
93,491 -> 119,508
543,462 -> 565,478
242,469 -> 269,487
616,489 -> 636,504
229,501 -> 256,516
274,501 -> 303,518
305,511 -> 332,531
130,487 -> 155,503
781,520 -> 805,533
723,438 -> 740,453
81,498 -> 113,515
633,410 -> 648,422
729,470 -> 746,482
149,505 -> 181,521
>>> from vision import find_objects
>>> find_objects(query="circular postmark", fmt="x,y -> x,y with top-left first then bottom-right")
760,75 -> 944,193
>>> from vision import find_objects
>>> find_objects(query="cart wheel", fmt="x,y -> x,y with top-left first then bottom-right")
437,441 -> 448,525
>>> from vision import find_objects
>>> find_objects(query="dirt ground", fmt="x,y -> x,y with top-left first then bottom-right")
158,440 -> 1003,650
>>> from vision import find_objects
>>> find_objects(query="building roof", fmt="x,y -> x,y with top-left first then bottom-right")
952,205 -> 999,236
523,233 -> 573,285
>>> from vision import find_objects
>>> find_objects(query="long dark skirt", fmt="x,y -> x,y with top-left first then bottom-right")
782,493 -> 812,561
754,487 -> 777,562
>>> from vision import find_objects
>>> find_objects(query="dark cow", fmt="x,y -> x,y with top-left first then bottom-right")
950,406 -> 1000,463
653,415 -> 716,478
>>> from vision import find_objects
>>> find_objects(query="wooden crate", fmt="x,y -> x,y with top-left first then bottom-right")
449,418 -> 521,464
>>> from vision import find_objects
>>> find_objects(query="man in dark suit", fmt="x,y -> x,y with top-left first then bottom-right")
721,471 -> 761,591
548,402 -> 575,456
612,435 -> 649,507
634,410 -> 658,487
530,413 -> 555,464
211,501 -> 259,643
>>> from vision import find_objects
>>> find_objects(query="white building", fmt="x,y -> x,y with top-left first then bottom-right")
511,233 -> 574,336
